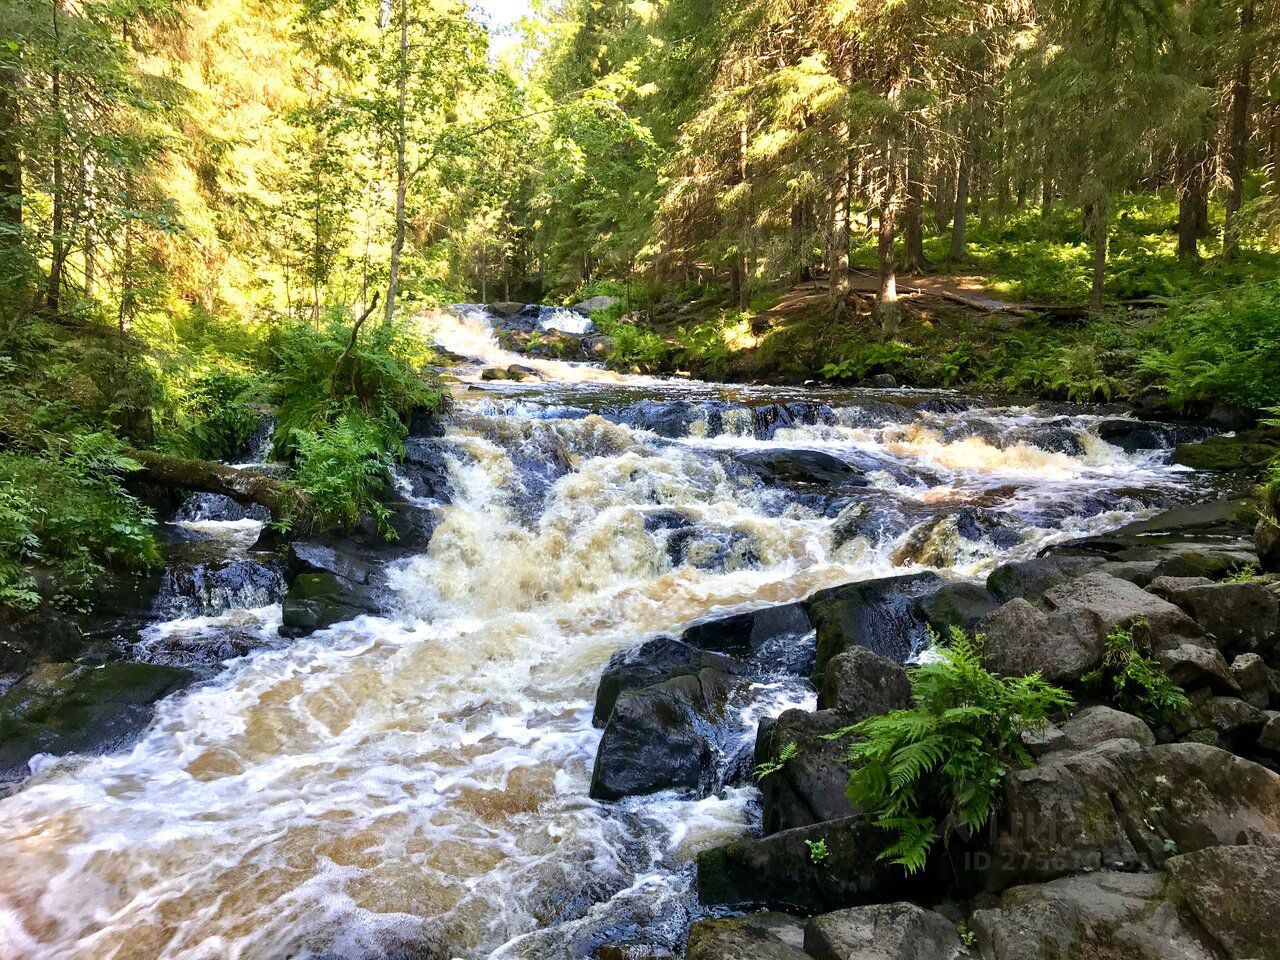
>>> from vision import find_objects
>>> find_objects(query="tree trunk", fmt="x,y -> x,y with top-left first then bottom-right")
875,136 -> 901,336
1176,144 -> 1209,261
1223,0 -> 1254,261
384,0 -> 409,324
1088,200 -> 1108,315
903,134 -> 927,273
0,63 -> 21,246
948,125 -> 971,263
46,0 -> 66,313
830,159 -> 851,304
934,159 -> 955,233
130,450 -> 317,529
737,119 -> 750,311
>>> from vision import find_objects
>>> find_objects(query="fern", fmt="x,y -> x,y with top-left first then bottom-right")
1082,619 -> 1189,724
845,628 -> 1073,873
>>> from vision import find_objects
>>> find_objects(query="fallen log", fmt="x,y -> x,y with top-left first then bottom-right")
129,450 -> 316,529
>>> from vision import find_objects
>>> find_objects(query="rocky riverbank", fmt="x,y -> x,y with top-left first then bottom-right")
585,485 -> 1280,959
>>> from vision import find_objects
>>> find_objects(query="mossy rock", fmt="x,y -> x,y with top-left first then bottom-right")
0,661 -> 193,775
280,571 -> 376,635
1171,430 -> 1280,472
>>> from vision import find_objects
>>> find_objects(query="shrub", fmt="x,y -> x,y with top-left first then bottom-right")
0,434 -> 160,613
842,629 -> 1073,873
1082,620 -> 1189,724
291,411 -> 397,537
161,366 -> 261,461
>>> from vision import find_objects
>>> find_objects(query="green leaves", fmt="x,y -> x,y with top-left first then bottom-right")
1082,619 -> 1189,724
845,628 -> 1073,874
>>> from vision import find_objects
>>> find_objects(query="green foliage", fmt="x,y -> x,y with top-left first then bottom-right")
844,629 -> 1073,873
674,316 -> 736,375
1225,564 -> 1261,584
1082,620 -> 1189,725
1139,285 -> 1280,409
821,340 -> 918,382
754,740 -> 798,780
291,411 -> 397,537
0,435 -> 159,614
160,366 -> 261,461
805,838 -> 829,864
595,314 -> 671,371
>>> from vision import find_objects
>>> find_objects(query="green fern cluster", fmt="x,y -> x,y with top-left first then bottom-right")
843,628 -> 1073,873
1082,620 -> 1189,724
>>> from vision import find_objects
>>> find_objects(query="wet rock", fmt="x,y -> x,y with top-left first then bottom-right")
869,373 -> 897,389
1094,418 -> 1207,452
154,557 -> 286,619
990,740 -> 1280,889
681,602 -> 813,670
174,492 -> 270,524
486,301 -> 526,318
985,556 -> 1104,604
592,636 -> 740,728
971,872 -> 1214,960
1060,705 -> 1155,749
289,542 -> 376,585
506,364 -> 539,381
758,709 -> 857,834
916,397 -> 970,414
807,572 -> 943,680
401,436 -> 453,502
666,528 -> 759,574
818,647 -> 911,721
280,572 -> 380,636
1156,644 -> 1240,696
736,449 -> 868,487
589,668 -> 737,801
1146,577 -> 1279,654
1172,429 -> 1280,471
918,580 -> 999,635
803,903 -> 966,960
1163,844 -> 1280,960
686,913 -> 809,960
0,661 -> 193,778
480,366 -> 509,381
828,501 -> 871,552
696,816 -> 918,914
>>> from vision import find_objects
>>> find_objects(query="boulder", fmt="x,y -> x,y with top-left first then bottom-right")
869,373 -> 898,389
985,556 -> 1103,604
1163,844 -> 1280,960
288,541 -> 376,585
736,449 -> 868,487
1156,644 -> 1241,696
1257,517 -> 1280,573
1060,705 -> 1155,749
971,872 -> 1215,960
485,301 -> 526,318
1230,653 -> 1272,708
818,647 -> 911,721
758,709 -> 858,834
1260,712 -> 1280,753
1042,572 -> 1205,651
803,903 -> 965,960
990,740 -> 1280,890
0,661 -> 193,778
1146,577 -> 1279,654
975,598 -> 1106,685
589,668 -> 738,801
479,366 -> 509,381
681,602 -> 813,668
686,914 -> 809,960
280,572 -> 380,636
1094,418 -> 1206,453
571,295 -> 620,315
1174,693 -> 1269,748
807,573 -> 943,680
917,581 -> 999,635
696,816 -> 919,914
506,364 -> 538,381
592,636 -> 740,728
1171,430 -> 1280,471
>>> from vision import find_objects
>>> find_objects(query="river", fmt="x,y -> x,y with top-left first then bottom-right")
0,307 -> 1213,959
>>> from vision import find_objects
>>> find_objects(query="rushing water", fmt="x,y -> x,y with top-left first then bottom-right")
0,308 -> 1213,959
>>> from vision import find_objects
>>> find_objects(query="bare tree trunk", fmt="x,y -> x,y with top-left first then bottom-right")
46,0 -> 66,313
948,119 -> 971,263
1223,0 -> 1254,261
876,133 -> 901,336
737,120 -> 750,311
934,158 -> 955,233
1177,143 -> 1209,261
1,63 -> 22,249
903,133 -> 927,273
384,0 -> 408,324
1088,199 -> 1108,315
830,158 -> 851,304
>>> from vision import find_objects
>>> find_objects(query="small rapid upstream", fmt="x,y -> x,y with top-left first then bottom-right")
0,307 -> 1216,959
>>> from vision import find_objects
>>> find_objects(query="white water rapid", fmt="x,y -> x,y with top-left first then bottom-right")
0,307 -> 1213,959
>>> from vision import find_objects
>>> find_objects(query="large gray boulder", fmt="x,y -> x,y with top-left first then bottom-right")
990,740 -> 1280,890
1157,643 -> 1240,695
589,668 -> 739,801
592,635 -> 740,727
686,913 -> 809,960
986,556 -> 1104,604
804,903 -> 967,960
971,872 -> 1215,960
1147,576 -> 1280,654
485,301 -> 526,318
1059,705 -> 1154,749
757,709 -> 858,834
977,572 -> 1204,685
1163,844 -> 1280,960
918,580 -> 1000,634
818,647 -> 911,721
571,295 -> 620,315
